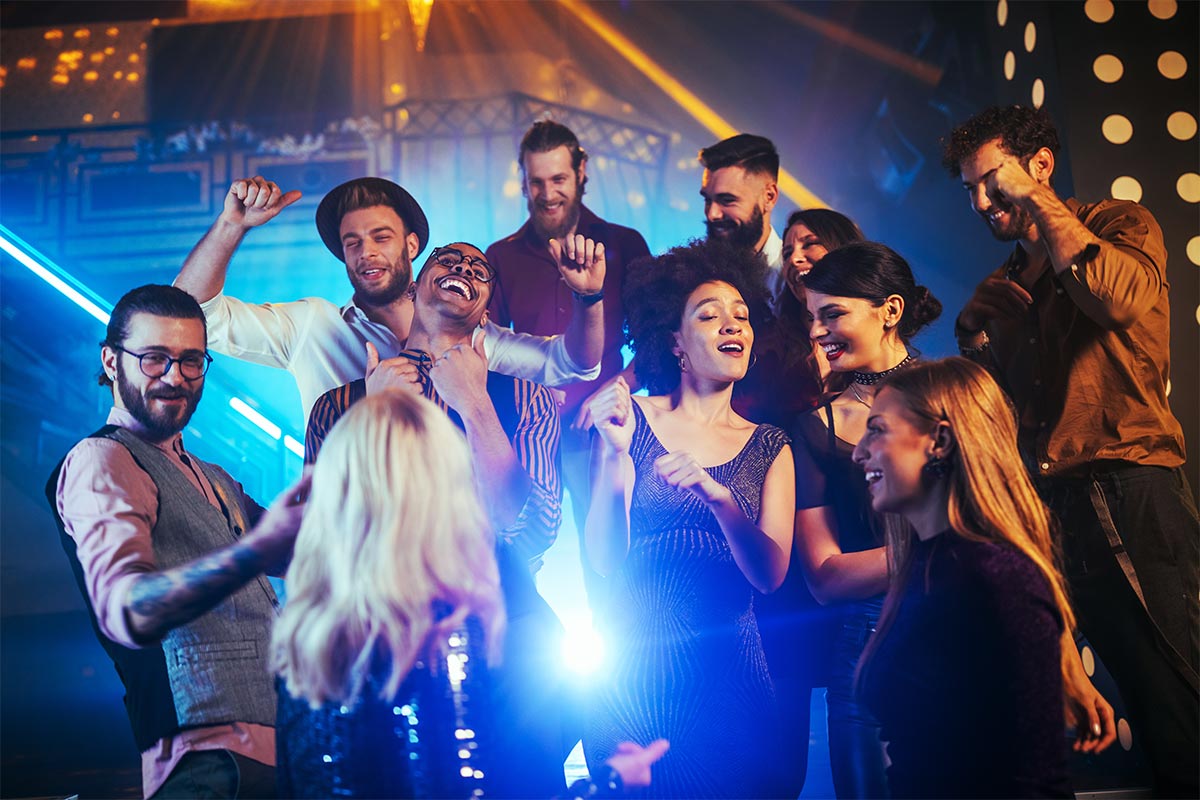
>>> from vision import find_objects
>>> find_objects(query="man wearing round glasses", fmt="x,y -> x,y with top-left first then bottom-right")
173,175 -> 606,424
49,284 -> 310,799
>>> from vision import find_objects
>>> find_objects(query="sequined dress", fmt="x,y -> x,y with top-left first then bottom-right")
585,402 -> 789,798
276,623 -> 493,799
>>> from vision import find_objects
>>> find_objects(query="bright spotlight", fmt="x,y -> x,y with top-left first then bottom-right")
561,626 -> 605,675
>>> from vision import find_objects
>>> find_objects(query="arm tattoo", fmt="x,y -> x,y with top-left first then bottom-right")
128,540 -> 266,641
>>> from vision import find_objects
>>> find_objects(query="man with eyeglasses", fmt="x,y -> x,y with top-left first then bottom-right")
305,241 -> 576,797
47,284 -> 311,799
173,175 -> 607,424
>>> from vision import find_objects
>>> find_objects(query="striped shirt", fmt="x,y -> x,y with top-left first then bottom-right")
305,349 -> 562,561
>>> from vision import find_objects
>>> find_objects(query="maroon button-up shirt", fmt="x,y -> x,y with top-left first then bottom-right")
486,205 -> 650,414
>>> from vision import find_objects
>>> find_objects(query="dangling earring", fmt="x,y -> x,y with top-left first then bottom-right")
923,453 -> 952,479
748,352 -> 758,370
677,352 -> 690,373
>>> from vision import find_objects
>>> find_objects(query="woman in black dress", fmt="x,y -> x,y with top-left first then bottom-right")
584,240 -> 795,798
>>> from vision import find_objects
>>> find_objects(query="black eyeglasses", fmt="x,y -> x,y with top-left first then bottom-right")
429,246 -> 495,283
113,346 -> 213,380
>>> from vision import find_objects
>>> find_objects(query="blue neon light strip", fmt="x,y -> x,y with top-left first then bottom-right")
1,223 -> 302,458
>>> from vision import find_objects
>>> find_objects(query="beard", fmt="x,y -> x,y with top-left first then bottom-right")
528,180 -> 584,240
984,201 -> 1036,242
706,204 -> 766,252
347,250 -> 413,307
117,360 -> 203,441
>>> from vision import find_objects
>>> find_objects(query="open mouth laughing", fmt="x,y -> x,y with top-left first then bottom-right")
436,274 -> 475,301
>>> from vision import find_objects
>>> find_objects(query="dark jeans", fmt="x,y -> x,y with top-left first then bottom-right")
826,598 -> 888,800
151,749 -> 276,799
1041,465 -> 1200,798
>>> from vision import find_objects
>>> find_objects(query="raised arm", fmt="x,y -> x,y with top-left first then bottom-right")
174,176 -> 301,302
988,160 -> 1165,329
550,234 -> 607,372
584,377 -> 636,576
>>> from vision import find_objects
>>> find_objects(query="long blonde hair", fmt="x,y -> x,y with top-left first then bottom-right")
271,390 -> 504,707
858,357 -> 1074,684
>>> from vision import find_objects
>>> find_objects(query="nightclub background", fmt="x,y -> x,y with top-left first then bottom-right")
1,1 -> 1196,796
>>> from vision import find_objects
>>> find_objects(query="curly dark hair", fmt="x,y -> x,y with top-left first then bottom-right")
623,239 -> 770,395
803,241 -> 942,342
941,105 -> 1060,177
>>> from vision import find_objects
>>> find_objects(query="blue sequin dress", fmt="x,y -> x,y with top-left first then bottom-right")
276,623 -> 493,799
585,401 -> 789,798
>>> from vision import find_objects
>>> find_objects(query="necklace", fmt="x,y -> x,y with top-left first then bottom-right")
853,352 -> 914,385
849,382 -> 871,408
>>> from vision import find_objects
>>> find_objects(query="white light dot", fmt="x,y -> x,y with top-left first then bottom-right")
1085,0 -> 1115,22
1093,54 -> 1124,83
1148,0 -> 1177,19
1031,78 -> 1045,108
1102,114 -> 1134,144
1186,235 -> 1200,266
1158,51 -> 1187,79
1166,378 -> 1171,397
502,179 -> 521,199
1024,21 -> 1037,52
1118,718 -> 1133,750
1111,176 -> 1143,202
1195,305 -> 1200,325
1081,645 -> 1096,677
626,190 -> 646,209
1167,111 -> 1197,140
1177,173 -> 1200,203
997,0 -> 1009,26
1004,51 -> 1016,80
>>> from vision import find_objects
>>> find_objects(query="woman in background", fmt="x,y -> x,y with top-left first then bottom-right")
271,390 -> 505,799
585,239 -> 795,798
854,358 -> 1114,797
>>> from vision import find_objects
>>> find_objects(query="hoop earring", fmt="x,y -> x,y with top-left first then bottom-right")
748,352 -> 758,370
677,352 -> 690,373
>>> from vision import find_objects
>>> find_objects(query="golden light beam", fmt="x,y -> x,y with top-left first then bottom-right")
766,2 -> 944,86
556,0 -> 827,210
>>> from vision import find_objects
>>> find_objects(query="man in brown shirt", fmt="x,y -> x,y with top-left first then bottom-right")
945,105 -> 1198,796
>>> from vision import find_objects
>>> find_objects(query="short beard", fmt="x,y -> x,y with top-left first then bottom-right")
706,204 -> 766,252
117,360 -> 202,441
528,178 -> 584,240
350,251 -> 413,308
986,204 -> 1035,242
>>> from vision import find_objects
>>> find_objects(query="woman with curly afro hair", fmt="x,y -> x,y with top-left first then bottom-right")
583,238 -> 796,797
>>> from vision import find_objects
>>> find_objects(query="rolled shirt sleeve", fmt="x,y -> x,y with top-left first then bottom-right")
57,438 -> 160,649
199,293 -> 310,368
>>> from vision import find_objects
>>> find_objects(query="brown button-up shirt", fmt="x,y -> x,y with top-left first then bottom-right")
973,198 -> 1184,477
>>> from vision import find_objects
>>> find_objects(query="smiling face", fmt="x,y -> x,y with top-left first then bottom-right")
853,386 -> 938,517
673,280 -> 754,384
523,145 -> 585,240
340,205 -> 418,307
806,290 -> 901,372
103,312 -> 207,442
413,242 -> 494,330
700,165 -> 776,252
958,138 -> 1036,242
782,221 -> 829,301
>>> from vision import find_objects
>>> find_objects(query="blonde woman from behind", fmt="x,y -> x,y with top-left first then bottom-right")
271,389 -> 504,799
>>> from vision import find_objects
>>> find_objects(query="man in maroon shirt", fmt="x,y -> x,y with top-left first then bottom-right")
486,121 -> 651,603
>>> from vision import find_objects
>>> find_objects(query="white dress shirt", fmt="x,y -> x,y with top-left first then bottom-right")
200,293 -> 600,421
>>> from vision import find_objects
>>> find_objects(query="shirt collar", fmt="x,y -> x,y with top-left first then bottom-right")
760,226 -> 783,270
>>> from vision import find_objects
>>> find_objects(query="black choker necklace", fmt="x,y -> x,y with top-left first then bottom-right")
853,353 -> 914,385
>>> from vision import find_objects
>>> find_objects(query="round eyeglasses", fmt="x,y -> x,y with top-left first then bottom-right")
429,246 -> 495,283
113,346 -> 213,380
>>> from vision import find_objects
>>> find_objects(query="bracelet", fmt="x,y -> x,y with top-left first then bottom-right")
572,289 -> 605,306
958,329 -> 991,355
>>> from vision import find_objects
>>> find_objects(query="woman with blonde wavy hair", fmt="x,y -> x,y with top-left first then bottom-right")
271,390 -> 504,799
853,357 -> 1113,798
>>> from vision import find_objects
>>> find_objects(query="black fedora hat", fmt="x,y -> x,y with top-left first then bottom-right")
315,177 -> 430,261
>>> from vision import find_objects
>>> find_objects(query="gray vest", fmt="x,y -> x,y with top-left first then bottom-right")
107,428 -> 279,730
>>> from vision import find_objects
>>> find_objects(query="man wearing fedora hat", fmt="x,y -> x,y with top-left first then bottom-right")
174,175 -> 606,422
